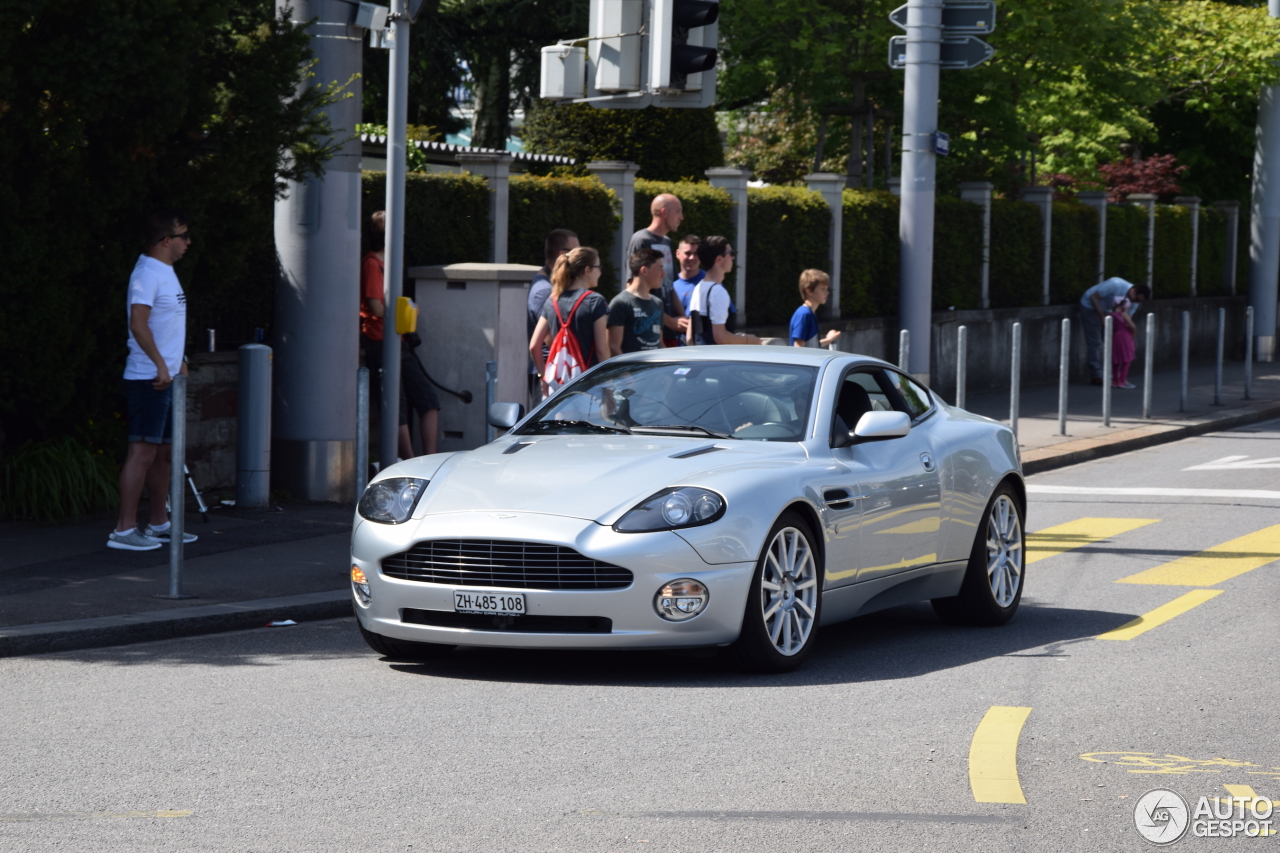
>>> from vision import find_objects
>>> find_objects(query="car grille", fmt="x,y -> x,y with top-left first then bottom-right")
381,539 -> 634,590
402,609 -> 612,634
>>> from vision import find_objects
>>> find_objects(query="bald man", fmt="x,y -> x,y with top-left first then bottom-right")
625,193 -> 688,346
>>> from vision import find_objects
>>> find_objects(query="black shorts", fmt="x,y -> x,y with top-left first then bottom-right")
362,335 -> 439,426
122,379 -> 173,444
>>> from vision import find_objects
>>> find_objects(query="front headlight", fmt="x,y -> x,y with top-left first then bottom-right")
614,487 -> 725,533
358,477 -> 428,524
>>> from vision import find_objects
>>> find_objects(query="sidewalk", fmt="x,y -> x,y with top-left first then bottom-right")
3,356 -> 1279,658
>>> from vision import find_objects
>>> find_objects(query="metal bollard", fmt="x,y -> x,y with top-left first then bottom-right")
485,360 -> 497,443
1180,311 -> 1190,412
956,325 -> 968,410
1102,315 -> 1113,427
161,374 -> 192,599
236,344 -> 273,509
1010,322 -> 1021,436
207,329 -> 216,353
1057,318 -> 1069,436
355,367 -> 369,502
1142,313 -> 1155,419
1245,306 -> 1254,400
899,329 -> 910,373
1214,307 -> 1225,405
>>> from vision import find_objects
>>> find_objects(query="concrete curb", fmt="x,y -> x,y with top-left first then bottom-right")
1021,401 -> 1280,475
0,590 -> 352,658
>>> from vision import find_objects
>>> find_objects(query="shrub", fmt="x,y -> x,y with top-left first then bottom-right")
1153,205 -> 1193,297
362,171 -> 490,267
1196,206 -> 1227,296
1050,202 -> 1100,305
842,190 -> 899,318
989,199 -> 1044,307
933,196 -> 984,311
745,186 -> 831,325
509,174 -> 621,293
1105,203 -> 1149,283
1,437 -> 118,522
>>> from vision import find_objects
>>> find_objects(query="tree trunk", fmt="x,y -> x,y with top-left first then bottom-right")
470,51 -> 511,150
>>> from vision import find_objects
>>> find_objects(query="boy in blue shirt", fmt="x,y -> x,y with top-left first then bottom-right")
789,269 -> 842,348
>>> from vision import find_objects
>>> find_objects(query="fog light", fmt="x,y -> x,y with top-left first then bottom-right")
351,566 -> 370,605
654,579 -> 708,621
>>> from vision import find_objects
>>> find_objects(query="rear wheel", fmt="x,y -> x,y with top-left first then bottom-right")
932,483 -> 1024,626
726,511 -> 823,673
357,621 -> 456,661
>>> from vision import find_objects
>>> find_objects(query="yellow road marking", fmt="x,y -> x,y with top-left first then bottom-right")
1097,590 -> 1223,641
1222,784 -> 1277,810
1025,518 -> 1158,565
969,706 -> 1032,804
1116,525 -> 1280,586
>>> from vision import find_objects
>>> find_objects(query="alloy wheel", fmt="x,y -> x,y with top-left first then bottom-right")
760,527 -> 818,656
985,495 -> 1023,607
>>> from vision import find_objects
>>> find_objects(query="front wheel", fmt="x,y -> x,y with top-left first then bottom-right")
358,621 -> 456,661
726,511 -> 823,673
932,483 -> 1024,626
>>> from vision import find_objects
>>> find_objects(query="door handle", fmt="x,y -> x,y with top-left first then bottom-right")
920,452 -> 936,473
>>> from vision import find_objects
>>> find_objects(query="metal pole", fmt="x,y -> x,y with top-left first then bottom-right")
1246,306 -> 1255,400
356,367 -> 369,501
165,375 -> 190,599
1180,310 -> 1190,412
381,0 -> 410,467
1102,315 -> 1113,427
897,0 -> 943,384
899,328 -> 910,373
1248,0 -> 1280,363
207,329 -> 216,353
1143,313 -> 1155,419
1057,318 -> 1069,435
956,325 -> 967,409
485,360 -> 497,443
1009,322 -> 1021,436
1214,307 -> 1225,405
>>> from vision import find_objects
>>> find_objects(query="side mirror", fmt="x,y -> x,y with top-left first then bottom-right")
487,402 -> 525,430
852,411 -> 911,442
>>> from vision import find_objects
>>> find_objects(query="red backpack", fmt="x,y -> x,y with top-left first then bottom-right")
544,291 -> 593,391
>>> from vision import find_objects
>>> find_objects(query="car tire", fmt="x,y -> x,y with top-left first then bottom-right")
726,510 -> 824,673
932,482 -> 1025,627
358,621 -> 456,661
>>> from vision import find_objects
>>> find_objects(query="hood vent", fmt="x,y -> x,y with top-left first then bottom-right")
503,441 -> 536,455
669,444 -> 725,460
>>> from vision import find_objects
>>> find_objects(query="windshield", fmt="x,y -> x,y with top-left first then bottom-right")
518,361 -> 819,441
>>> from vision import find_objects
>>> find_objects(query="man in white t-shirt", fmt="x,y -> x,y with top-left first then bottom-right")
109,209 -> 199,551
687,236 -> 763,346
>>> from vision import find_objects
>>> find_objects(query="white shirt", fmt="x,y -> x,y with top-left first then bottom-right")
124,255 -> 187,380
1080,277 -> 1138,314
690,278 -> 731,325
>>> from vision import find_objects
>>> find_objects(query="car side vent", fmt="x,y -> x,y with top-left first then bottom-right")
669,444 -> 725,459
823,489 -> 855,510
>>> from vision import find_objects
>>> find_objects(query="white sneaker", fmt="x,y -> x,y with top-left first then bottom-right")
144,525 -> 198,544
107,527 -> 163,551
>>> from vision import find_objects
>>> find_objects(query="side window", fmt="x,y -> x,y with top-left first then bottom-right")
832,370 -> 895,441
885,371 -> 932,420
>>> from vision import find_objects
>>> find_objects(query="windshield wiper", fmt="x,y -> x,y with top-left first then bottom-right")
522,420 -> 632,435
630,424 -> 733,439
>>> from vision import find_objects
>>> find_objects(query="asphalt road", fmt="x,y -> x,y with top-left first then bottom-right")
3,420 -> 1279,852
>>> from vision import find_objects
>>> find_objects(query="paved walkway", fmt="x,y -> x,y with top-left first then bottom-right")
4,356 -> 1278,657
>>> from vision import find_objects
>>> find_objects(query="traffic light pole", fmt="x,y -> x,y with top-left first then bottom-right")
1247,0 -> 1280,363
381,0 -> 410,465
898,0 -> 942,383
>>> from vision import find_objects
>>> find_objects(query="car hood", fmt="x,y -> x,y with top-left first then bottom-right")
414,435 -> 807,524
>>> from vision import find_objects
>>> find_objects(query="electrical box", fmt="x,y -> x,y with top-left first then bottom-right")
354,2 -> 388,31
539,45 -> 587,99
591,0 -> 644,92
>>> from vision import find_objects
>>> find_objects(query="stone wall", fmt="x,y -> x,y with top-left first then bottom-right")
184,352 -> 238,493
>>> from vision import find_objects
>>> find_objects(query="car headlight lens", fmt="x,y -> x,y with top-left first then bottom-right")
614,487 -> 725,533
654,579 -> 709,621
357,477 -> 427,524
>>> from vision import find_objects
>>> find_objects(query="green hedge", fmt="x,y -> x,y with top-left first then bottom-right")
1050,202 -> 1100,305
362,171 -> 489,267
842,190 -> 900,318
1154,205 -> 1193,297
745,186 -> 831,325
1197,206 -> 1227,296
1105,203 -> 1148,283
510,174 -> 621,293
989,199 -> 1044,308
933,197 -> 984,311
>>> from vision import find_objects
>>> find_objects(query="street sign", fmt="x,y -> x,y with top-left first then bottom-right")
933,132 -> 950,156
888,34 -> 994,70
889,1 -> 996,35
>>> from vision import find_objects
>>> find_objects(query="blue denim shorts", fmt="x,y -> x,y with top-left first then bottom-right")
123,379 -> 173,444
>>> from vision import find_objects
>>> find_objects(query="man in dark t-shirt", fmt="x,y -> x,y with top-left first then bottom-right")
625,194 -> 688,346
608,248 -> 666,355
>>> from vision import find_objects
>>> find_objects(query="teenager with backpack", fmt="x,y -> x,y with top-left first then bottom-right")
687,236 -> 763,347
528,246 -> 610,395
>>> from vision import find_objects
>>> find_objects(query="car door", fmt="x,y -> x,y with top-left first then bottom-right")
829,368 -> 944,585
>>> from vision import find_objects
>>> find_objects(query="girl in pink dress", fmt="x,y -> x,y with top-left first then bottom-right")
1110,296 -> 1137,388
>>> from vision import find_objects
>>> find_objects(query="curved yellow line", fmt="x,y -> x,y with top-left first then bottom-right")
969,706 -> 1032,804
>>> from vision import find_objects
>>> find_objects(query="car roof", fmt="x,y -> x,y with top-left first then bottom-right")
610,345 -> 894,369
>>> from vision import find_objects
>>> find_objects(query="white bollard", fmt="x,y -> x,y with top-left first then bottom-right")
1057,318 -> 1069,436
956,325 -> 967,410
1142,313 -> 1155,419
1180,311 -> 1190,412
1246,306 -> 1254,400
1010,322 -> 1021,436
899,328 -> 910,373
1214,307 -> 1225,405
1103,314 -> 1114,427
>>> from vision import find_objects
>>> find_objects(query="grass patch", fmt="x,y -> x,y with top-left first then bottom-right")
2,437 -> 118,522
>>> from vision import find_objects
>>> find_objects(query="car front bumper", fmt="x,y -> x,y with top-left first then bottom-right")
351,511 -> 756,649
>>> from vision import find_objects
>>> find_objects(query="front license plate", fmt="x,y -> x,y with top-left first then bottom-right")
453,590 -> 526,616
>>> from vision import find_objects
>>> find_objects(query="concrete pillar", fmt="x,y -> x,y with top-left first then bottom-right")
804,172 -> 845,319
1129,193 -> 1158,292
1215,200 -> 1240,295
1023,187 -> 1053,305
272,0 -> 361,502
1176,196 -> 1201,295
586,161 -> 640,283
1078,191 -> 1108,283
959,182 -> 992,309
456,152 -> 513,264
706,167 -> 751,323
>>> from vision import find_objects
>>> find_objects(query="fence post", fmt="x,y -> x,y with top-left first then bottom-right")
356,367 -> 369,502
1177,196 -> 1201,296
1010,322 -> 1021,436
1057,318 -> 1069,435
1214,200 -> 1240,295
1180,310 -> 1191,412
1103,315 -> 1113,427
456,152 -> 513,263
1129,193 -> 1158,292
586,161 -> 640,284
1246,306 -> 1254,400
1143,313 -> 1155,419
161,374 -> 192,600
956,325 -> 967,409
959,183 -> 993,309
899,328 -> 910,373
1079,191 -> 1108,282
804,172 -> 846,319
1215,307 -> 1225,405
1022,187 -> 1053,305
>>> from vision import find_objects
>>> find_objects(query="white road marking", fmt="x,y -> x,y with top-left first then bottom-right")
1028,485 -> 1280,500
1183,455 -> 1280,470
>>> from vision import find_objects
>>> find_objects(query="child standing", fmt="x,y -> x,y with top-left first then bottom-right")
1110,295 -> 1137,389
789,269 -> 842,348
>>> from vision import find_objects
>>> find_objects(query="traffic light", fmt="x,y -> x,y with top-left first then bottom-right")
650,0 -> 719,93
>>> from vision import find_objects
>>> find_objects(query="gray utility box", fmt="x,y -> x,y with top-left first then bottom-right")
410,263 -> 538,452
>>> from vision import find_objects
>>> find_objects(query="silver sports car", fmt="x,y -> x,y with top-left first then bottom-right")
350,347 -> 1025,672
